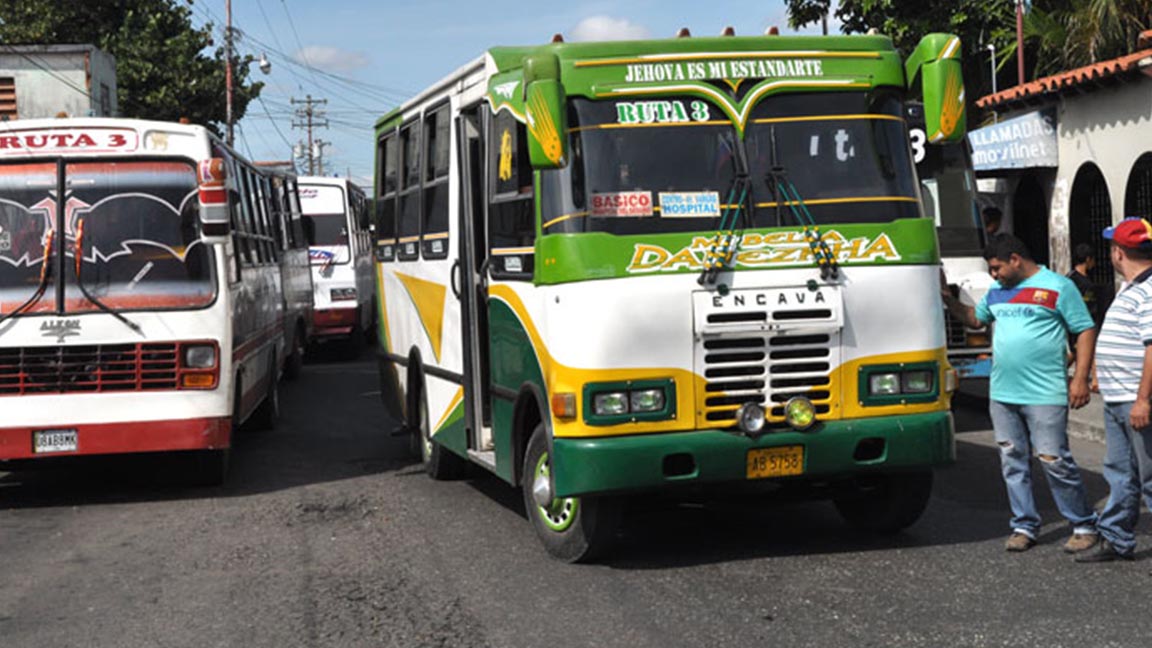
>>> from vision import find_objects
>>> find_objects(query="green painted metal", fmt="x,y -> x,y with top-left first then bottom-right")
856,362 -> 940,407
582,378 -> 676,426
535,217 -> 941,285
433,398 -> 470,458
550,411 -> 954,498
487,297 -> 548,484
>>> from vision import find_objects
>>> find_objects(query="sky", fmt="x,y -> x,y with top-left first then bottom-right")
193,1 -> 841,190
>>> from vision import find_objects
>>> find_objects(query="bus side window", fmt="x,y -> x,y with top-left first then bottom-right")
376,131 -> 398,262
229,159 -> 254,268
487,110 -> 534,280
287,179 -> 308,248
397,121 -> 421,261
422,104 -> 450,260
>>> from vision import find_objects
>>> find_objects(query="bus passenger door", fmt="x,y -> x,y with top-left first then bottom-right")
456,107 -> 494,460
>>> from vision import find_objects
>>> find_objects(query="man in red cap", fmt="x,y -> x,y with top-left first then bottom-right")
1078,217 -> 1152,562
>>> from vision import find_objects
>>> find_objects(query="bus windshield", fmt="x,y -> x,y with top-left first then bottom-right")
541,92 -> 921,235
0,160 -> 216,315
915,138 -> 984,257
300,184 -> 350,265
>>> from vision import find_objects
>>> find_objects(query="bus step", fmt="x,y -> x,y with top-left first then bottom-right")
467,449 -> 497,471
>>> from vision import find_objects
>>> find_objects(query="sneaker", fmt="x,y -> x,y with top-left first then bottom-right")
1063,532 -> 1100,554
1075,539 -> 1134,563
1005,532 -> 1036,552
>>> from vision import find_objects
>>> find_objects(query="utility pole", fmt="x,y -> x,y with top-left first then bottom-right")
313,140 -> 330,175
225,0 -> 233,147
291,95 -> 328,174
1016,0 -> 1025,86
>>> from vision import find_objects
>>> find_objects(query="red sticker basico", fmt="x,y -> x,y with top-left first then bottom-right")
591,191 -> 653,217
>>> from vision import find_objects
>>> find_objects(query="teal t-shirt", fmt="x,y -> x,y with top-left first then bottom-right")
975,267 -> 1095,405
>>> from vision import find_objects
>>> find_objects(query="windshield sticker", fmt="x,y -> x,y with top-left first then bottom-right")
625,230 -> 901,273
492,81 -> 519,100
616,100 -> 711,125
591,191 -> 653,217
621,59 -> 824,84
658,192 -> 721,218
498,128 -> 514,182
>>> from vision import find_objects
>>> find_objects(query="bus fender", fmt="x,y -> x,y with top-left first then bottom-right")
512,381 -> 550,486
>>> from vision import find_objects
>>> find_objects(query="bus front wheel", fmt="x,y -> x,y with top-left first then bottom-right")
522,425 -> 619,563
832,470 -> 933,534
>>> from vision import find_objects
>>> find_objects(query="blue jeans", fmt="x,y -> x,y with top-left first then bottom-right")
1097,402 -> 1152,555
989,400 -> 1098,537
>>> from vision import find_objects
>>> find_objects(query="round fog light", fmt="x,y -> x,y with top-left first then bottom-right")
784,397 -> 817,430
736,402 -> 766,434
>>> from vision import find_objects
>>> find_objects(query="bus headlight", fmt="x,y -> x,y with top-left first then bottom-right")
737,402 -> 766,433
784,397 -> 817,430
593,392 -> 629,416
902,370 -> 934,394
630,389 -> 665,413
869,373 -> 901,396
183,344 -> 217,369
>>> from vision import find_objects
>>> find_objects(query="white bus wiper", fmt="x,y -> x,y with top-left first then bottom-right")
0,230 -> 56,327
72,218 -> 143,335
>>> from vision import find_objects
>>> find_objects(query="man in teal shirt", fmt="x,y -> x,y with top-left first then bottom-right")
943,235 -> 1099,552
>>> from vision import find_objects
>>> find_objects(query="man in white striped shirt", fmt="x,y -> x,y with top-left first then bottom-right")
1078,217 -> 1152,562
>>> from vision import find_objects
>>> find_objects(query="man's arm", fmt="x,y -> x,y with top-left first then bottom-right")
1069,328 -> 1096,409
1131,344 -> 1152,430
941,291 -> 983,330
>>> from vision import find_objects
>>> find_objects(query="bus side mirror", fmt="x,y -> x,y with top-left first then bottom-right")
198,157 -> 230,242
302,215 -> 317,246
523,53 -> 568,169
906,34 -> 966,144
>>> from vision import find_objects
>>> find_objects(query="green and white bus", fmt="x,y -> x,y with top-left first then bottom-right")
373,31 -> 967,561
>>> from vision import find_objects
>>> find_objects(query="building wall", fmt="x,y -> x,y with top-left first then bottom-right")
0,46 -> 118,120
1049,81 -> 1152,272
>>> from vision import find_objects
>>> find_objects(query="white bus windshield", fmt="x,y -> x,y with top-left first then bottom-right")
300,184 -> 350,265
0,160 -> 216,315
541,92 -> 921,235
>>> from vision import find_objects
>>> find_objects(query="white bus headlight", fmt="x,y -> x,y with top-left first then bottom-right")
630,389 -> 665,413
737,402 -> 766,434
593,392 -> 629,416
868,373 -> 901,396
902,370 -> 934,394
183,344 -> 217,369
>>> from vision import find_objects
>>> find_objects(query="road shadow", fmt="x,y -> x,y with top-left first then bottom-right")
0,351 -> 421,510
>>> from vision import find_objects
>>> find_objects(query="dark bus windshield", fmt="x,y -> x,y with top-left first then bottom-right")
541,92 -> 921,235
0,160 -> 216,315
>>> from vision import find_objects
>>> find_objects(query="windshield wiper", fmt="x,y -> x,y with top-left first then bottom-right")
764,126 -> 839,280
72,218 -> 143,335
698,136 -> 752,288
0,230 -> 56,327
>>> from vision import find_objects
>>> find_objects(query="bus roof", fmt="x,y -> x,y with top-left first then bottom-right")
0,117 -> 215,160
375,33 -> 903,130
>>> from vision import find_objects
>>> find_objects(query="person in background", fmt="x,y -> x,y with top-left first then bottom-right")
1077,218 -> 1152,563
1067,243 -> 1100,327
983,205 -> 1004,238
942,234 -> 1099,553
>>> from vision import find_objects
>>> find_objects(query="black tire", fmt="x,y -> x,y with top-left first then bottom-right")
282,324 -> 305,381
833,470 -> 934,534
522,424 -> 619,563
247,357 -> 280,431
343,321 -> 366,360
182,448 -> 230,487
415,372 -> 468,480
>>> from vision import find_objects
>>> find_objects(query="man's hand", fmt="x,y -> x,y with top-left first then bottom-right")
1131,400 -> 1151,430
1069,377 -> 1091,410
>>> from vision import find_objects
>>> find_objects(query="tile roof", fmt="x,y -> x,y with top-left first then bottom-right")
977,30 -> 1152,110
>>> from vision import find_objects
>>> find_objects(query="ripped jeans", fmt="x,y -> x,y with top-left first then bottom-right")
989,400 -> 1098,538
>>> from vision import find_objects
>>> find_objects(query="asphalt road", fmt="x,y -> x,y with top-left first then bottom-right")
2,352 -> 1150,648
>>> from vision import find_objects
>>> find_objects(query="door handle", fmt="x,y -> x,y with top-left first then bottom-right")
450,259 -> 461,300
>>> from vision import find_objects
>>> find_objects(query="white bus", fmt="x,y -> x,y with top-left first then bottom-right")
0,118 -> 313,483
299,176 -> 374,349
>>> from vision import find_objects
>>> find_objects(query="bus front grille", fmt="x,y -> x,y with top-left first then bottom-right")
0,343 -> 179,395
699,333 -> 835,426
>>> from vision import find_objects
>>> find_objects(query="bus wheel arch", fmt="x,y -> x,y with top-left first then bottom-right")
406,349 -> 466,478
511,383 -> 548,488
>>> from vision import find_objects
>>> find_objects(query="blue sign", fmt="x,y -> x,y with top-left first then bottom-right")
968,109 -> 1058,171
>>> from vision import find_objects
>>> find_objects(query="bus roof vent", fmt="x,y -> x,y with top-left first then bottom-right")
765,26 -> 780,36
551,33 -> 564,43
676,27 -> 691,38
721,26 -> 735,37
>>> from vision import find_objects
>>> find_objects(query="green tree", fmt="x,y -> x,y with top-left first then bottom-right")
783,0 -> 1020,113
0,0 -> 262,136
1021,0 -> 1152,76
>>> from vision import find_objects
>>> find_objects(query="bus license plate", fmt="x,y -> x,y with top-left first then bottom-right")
33,429 -> 78,454
746,446 -> 804,479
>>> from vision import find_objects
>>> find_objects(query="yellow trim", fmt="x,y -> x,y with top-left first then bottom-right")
398,235 -> 421,243
755,196 -> 919,208
574,51 -> 882,68
491,246 -> 535,255
750,113 -> 904,125
376,264 -> 393,353
723,78 -> 744,94
434,386 -> 465,433
422,231 -> 450,240
568,120 -> 730,133
938,37 -> 961,61
394,271 -> 448,363
839,348 -> 953,419
542,211 -> 589,229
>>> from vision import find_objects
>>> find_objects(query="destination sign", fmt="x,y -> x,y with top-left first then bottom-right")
621,58 -> 824,83
0,128 -> 139,156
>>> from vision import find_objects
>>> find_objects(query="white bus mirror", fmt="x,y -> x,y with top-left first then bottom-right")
198,157 -> 231,241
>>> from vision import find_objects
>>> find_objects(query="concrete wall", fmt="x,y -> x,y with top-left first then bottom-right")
0,45 -> 118,119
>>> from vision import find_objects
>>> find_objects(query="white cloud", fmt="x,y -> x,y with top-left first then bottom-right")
569,16 -> 650,42
293,46 -> 369,72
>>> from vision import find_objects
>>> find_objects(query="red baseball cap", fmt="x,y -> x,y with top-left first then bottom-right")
1103,217 -> 1152,249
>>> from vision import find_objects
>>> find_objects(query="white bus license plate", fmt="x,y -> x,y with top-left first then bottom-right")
33,429 -> 78,454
